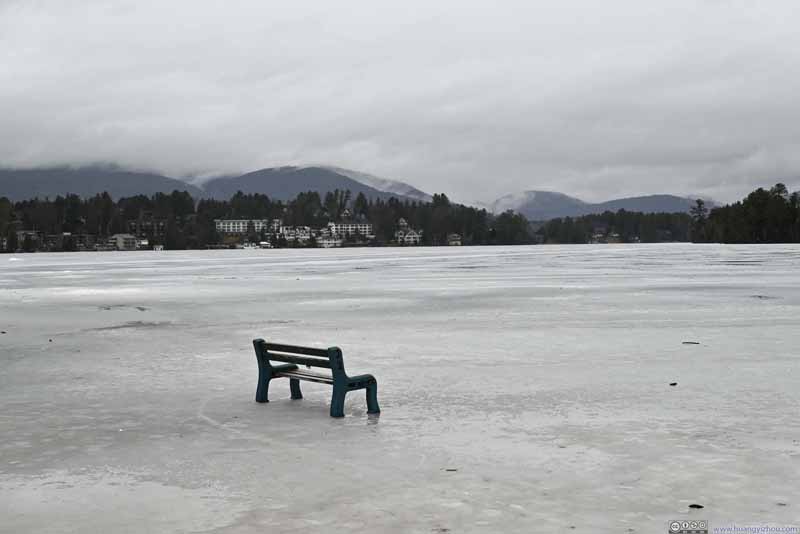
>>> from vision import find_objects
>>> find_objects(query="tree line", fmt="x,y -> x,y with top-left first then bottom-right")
537,183 -> 799,244
0,189 -> 535,251
538,211 -> 691,243
3,183 -> 798,251
690,184 -> 800,243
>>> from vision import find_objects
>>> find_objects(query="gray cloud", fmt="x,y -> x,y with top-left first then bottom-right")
1,0 -> 799,203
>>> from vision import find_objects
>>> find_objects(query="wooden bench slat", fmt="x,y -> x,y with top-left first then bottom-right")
266,352 -> 332,369
265,342 -> 329,357
276,369 -> 335,384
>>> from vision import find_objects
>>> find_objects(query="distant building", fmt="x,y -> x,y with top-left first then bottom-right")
447,233 -> 462,246
108,234 -> 137,251
281,226 -> 296,241
394,218 -> 422,245
318,237 -> 343,248
281,225 -> 312,242
94,242 -> 116,252
215,219 -> 272,234
395,229 -> 422,245
45,232 -> 72,251
72,234 -> 96,251
327,222 -> 374,238
404,230 -> 422,245
128,217 -> 167,237
44,232 -> 99,252
294,226 -> 311,242
16,230 -> 42,245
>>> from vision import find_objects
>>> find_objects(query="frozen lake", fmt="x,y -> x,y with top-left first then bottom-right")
1,244 -> 798,533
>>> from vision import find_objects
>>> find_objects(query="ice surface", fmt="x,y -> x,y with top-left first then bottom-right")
1,244 -> 799,533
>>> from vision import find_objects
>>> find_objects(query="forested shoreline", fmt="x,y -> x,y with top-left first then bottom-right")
0,190 -> 532,251
538,183 -> 799,244
1,183 -> 798,252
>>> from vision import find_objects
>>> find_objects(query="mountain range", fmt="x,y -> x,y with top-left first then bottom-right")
0,165 -> 427,204
200,166 -> 431,203
0,166 -> 204,201
483,190 -> 710,220
0,164 -> 710,219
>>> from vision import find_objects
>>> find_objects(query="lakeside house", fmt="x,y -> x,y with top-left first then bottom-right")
447,233 -> 462,246
281,225 -> 312,243
109,234 -> 138,251
128,215 -> 167,238
394,218 -> 422,245
16,230 -> 42,247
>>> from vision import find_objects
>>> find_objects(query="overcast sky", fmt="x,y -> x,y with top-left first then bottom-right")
1,0 -> 799,203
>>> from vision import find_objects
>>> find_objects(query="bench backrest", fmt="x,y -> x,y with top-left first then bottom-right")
253,339 -> 346,376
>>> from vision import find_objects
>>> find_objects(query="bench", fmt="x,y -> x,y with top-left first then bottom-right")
253,339 -> 380,418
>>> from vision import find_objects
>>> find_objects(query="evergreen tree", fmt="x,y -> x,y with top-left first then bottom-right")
5,226 -> 18,252
354,192 -> 369,218
690,199 -> 708,242
246,220 -> 258,243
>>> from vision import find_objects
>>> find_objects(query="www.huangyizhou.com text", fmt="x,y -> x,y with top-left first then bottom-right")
712,526 -> 799,534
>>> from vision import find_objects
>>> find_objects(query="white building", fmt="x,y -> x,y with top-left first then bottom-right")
401,230 -> 422,245
109,234 -> 137,251
215,219 -> 272,234
327,222 -> 374,239
281,226 -> 312,242
318,237 -> 343,248
394,219 -> 422,245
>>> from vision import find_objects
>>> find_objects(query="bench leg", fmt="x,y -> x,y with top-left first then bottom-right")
255,376 -> 270,403
366,381 -> 380,414
330,387 -> 346,418
289,378 -> 303,400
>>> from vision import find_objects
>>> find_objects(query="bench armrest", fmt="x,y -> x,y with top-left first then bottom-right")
347,373 -> 376,386
272,363 -> 298,374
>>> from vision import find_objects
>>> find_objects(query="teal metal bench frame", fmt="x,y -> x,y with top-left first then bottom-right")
253,339 -> 380,418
